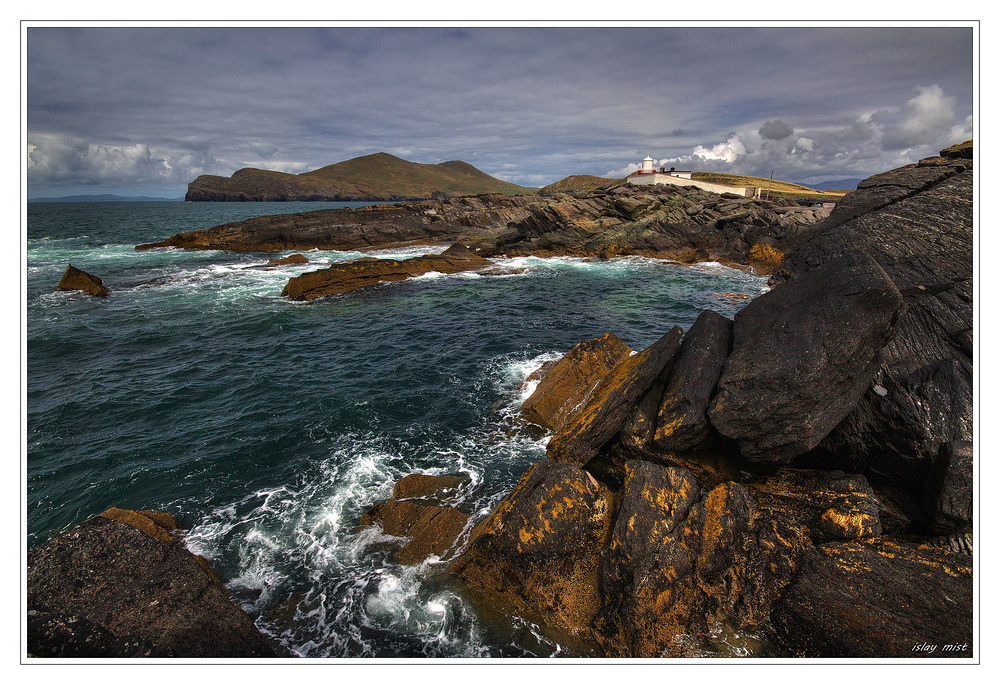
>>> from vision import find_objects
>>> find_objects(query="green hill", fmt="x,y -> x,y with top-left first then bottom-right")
185,152 -> 537,202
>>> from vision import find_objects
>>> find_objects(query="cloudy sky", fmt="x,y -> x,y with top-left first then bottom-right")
25,25 -> 974,197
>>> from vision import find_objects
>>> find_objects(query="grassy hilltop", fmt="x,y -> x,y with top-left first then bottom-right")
186,152 -> 537,201
539,171 -> 848,201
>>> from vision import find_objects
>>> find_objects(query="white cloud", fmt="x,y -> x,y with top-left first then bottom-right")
881,84 -> 959,151
691,135 -> 746,163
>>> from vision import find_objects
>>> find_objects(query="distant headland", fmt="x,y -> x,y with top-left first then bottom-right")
184,152 -> 537,202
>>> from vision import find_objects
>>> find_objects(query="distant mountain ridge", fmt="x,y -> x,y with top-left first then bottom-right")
789,178 -> 864,191
29,194 -> 184,203
185,152 -> 537,202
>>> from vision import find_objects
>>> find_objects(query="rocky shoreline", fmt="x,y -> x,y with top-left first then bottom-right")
31,142 -> 973,658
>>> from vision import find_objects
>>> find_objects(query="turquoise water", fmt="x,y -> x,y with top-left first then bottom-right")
26,201 -> 767,657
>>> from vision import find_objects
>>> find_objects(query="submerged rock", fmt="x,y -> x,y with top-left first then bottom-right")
56,264 -> 109,297
27,508 -> 275,658
521,333 -> 633,431
357,473 -> 471,565
267,253 -> 309,266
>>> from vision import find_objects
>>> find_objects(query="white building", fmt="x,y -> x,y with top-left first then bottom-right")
628,156 -> 758,197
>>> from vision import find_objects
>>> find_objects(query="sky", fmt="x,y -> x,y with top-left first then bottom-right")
24,25 -> 975,198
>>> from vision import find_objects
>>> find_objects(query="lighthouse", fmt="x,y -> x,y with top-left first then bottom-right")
639,156 -> 656,174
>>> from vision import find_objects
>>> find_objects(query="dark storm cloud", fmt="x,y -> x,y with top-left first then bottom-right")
26,25 -> 974,195
759,120 -> 794,141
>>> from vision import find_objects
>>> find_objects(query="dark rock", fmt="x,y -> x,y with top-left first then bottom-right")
775,158 -> 972,492
27,508 -> 275,658
653,309 -> 733,452
267,253 -> 309,266
707,253 -> 903,462
521,333 -> 632,431
281,242 -> 495,300
547,327 -> 683,466
924,440 -> 973,535
56,264 -> 109,297
771,538 -> 973,658
137,194 -> 544,252
449,460 -> 615,643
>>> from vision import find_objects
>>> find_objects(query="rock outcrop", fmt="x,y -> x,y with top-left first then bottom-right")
521,333 -> 633,431
136,194 -> 545,253
546,327 -> 683,467
444,144 -> 973,657
773,147 -> 972,494
356,473 -> 472,565
27,508 -> 275,658
281,242 -> 496,301
449,460 -> 616,645
138,183 -> 826,275
707,252 -> 904,462
771,538 -> 972,658
56,264 -> 110,297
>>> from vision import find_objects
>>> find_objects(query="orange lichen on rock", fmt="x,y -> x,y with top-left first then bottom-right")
449,460 -> 615,641
98,508 -> 177,543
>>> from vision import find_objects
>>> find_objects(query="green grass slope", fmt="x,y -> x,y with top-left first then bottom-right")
186,152 -> 536,201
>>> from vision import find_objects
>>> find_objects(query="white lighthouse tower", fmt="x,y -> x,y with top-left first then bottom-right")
640,156 -> 656,174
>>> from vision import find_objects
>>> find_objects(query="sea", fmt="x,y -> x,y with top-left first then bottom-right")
26,200 -> 768,658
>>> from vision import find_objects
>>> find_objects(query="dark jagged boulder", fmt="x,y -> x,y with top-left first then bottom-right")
281,242 -> 495,300
923,440 -> 973,535
773,151 -> 972,494
521,333 -> 632,431
547,327 -> 683,466
56,264 -> 109,297
771,538 -> 973,658
707,253 -> 903,462
449,460 -> 616,644
27,508 -> 275,658
652,309 -> 733,452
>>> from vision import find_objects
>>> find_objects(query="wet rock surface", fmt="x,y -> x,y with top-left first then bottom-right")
56,264 -> 110,297
357,473 -> 472,565
281,242 -> 496,300
27,508 -> 276,658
